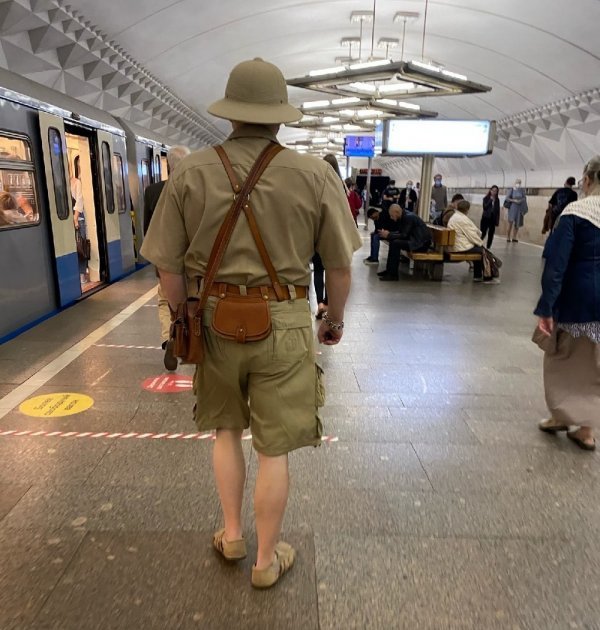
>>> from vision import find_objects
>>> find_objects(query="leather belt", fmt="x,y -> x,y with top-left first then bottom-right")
207,283 -> 308,301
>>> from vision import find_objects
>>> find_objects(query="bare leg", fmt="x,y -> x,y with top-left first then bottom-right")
507,222 -> 513,240
254,452 -> 289,570
213,428 -> 245,541
513,226 -> 519,241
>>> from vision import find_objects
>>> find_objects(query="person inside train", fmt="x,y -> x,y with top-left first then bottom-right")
377,204 -> 432,281
143,145 -> 191,372
70,156 -> 89,285
0,190 -> 30,225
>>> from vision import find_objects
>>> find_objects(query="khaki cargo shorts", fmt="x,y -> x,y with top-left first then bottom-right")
193,297 -> 325,456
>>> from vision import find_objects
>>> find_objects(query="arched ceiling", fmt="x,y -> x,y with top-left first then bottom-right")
63,0 -> 600,143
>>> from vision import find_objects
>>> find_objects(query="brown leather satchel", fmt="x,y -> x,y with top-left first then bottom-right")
170,142 -> 285,363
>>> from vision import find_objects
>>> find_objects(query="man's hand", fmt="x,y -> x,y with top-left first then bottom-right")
537,316 -> 554,337
378,229 -> 390,239
318,321 -> 343,345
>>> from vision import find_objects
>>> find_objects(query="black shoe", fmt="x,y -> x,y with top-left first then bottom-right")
163,339 -> 178,371
379,275 -> 399,282
363,257 -> 379,265
377,270 -> 389,277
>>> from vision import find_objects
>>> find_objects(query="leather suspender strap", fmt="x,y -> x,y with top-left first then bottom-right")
214,143 -> 287,302
198,143 -> 283,312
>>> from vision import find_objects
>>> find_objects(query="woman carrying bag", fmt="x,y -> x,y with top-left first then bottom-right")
505,179 -> 528,243
535,156 -> 600,451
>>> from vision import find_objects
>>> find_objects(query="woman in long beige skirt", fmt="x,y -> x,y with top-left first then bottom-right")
535,156 -> 600,450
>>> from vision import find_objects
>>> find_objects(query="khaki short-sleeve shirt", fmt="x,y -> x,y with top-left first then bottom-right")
140,125 -> 362,287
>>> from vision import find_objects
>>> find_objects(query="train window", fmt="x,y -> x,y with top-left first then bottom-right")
0,170 -> 39,229
0,135 -> 31,161
47,128 -> 70,221
140,159 -> 150,191
101,141 -> 115,215
112,153 -> 126,214
153,154 -> 161,182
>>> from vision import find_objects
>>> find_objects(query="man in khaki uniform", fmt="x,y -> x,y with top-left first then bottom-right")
141,58 -> 361,589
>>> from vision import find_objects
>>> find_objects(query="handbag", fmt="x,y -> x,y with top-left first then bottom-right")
170,142 -> 285,364
482,249 -> 502,279
75,227 -> 91,260
503,189 -> 512,209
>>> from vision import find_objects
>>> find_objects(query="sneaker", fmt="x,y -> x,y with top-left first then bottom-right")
363,257 -> 379,265
252,542 -> 295,589
473,277 -> 484,283
163,339 -> 178,371
377,270 -> 389,277
379,275 -> 399,282
483,278 -> 501,285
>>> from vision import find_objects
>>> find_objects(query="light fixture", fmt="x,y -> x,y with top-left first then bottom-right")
302,99 -> 330,109
393,11 -> 420,22
350,11 -> 373,23
287,59 -> 490,101
332,97 -> 361,105
378,37 -> 399,47
341,37 -> 361,46
309,66 -> 346,77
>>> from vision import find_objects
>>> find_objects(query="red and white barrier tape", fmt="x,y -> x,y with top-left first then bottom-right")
95,343 -> 162,350
0,428 -> 338,443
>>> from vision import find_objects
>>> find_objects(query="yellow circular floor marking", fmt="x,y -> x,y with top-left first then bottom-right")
19,393 -> 94,418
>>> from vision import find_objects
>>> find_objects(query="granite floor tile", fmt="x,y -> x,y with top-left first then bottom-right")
0,527 -> 86,630
315,534 -> 521,630
0,483 -> 31,521
32,530 -> 318,630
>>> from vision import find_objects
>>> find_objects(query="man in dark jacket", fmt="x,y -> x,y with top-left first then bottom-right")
399,180 -> 418,213
143,145 -> 190,371
378,204 -> 432,281
542,177 -> 578,235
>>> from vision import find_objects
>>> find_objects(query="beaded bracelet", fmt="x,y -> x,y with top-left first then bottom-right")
322,312 -> 344,331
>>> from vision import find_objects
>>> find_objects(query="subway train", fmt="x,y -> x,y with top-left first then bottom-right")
0,67 -> 177,342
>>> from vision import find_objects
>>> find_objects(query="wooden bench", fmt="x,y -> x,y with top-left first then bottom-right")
402,225 -> 454,281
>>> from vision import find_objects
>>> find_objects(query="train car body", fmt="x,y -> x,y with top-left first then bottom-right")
0,68 -> 158,342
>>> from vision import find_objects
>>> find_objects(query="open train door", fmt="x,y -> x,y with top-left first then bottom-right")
96,130 -> 124,281
38,112 -> 80,306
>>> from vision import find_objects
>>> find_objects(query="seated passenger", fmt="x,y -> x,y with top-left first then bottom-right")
363,206 -> 387,265
377,204 -> 432,281
447,200 -> 490,282
434,193 -> 464,227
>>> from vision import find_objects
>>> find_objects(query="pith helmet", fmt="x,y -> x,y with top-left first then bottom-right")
208,58 -> 302,125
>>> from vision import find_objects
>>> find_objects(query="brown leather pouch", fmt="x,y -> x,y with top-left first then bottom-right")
171,300 -> 204,364
211,295 -> 271,343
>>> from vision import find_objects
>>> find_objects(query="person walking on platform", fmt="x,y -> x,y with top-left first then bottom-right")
143,145 -> 191,371
382,179 -> 400,211
505,179 -> 528,243
542,177 -> 578,235
431,173 -> 448,216
140,58 -> 361,588
399,180 -> 418,213
481,185 -> 500,248
536,156 -> 600,451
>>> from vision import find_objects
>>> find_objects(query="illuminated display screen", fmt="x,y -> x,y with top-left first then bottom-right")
383,119 -> 495,156
344,135 -> 375,157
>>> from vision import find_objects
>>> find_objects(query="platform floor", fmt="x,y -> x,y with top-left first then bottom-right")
1,239 -> 599,630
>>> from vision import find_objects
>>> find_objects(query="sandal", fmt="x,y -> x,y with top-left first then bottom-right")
213,528 -> 247,561
251,541 -> 295,589
538,418 -> 569,434
567,430 -> 596,451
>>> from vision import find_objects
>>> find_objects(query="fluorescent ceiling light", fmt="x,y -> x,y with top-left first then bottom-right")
308,66 -> 347,77
339,109 -> 357,117
343,124 -> 362,131
301,115 -> 317,121
303,100 -> 330,109
378,82 -> 415,93
340,37 -> 361,46
378,38 -> 400,47
321,116 -> 339,123
412,60 -> 441,73
330,125 -> 343,130
397,101 -> 420,110
333,138 -> 344,144
312,137 -> 328,144
349,59 -> 392,70
442,69 -> 468,81
350,11 -> 373,22
356,109 -> 375,117
394,11 -> 420,21
332,97 -> 361,105
348,82 -> 377,93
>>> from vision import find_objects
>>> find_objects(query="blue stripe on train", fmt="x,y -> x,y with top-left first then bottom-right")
107,239 -> 124,281
56,251 -> 80,307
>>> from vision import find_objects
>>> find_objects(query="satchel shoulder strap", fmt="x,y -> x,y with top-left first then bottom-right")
198,143 -> 283,311
215,144 -> 286,301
